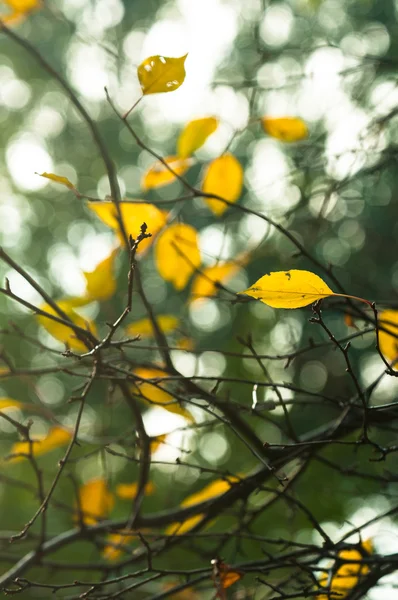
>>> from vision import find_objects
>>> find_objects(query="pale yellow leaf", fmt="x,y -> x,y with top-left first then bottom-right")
378,310 -> 398,362
38,172 -> 76,191
83,248 -> 118,302
137,54 -> 188,95
190,261 -> 242,303
132,367 -> 194,422
116,481 -> 155,500
241,270 -> 334,309
262,117 -> 308,142
202,154 -> 243,216
37,302 -> 97,352
317,540 -> 372,599
155,223 -> 201,290
88,202 -> 167,252
8,426 -> 71,463
76,478 -> 114,526
103,531 -> 136,561
177,117 -> 218,159
126,315 -> 179,339
141,156 -> 193,190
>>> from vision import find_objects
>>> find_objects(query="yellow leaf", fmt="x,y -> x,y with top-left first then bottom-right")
76,478 -> 114,526
141,156 -> 193,190
83,248 -> 118,302
166,514 -> 205,536
137,54 -> 188,95
262,117 -> 308,142
88,202 -> 167,252
8,427 -> 71,463
38,172 -> 76,191
241,270 -> 334,309
317,540 -> 372,599
202,154 -> 243,216
150,433 -> 167,453
378,310 -> 398,362
190,261 -> 242,303
155,223 -> 201,290
0,398 -> 21,410
37,302 -> 97,352
212,559 -> 243,592
132,367 -> 194,422
3,0 -> 39,10
103,531 -> 136,561
182,477 -> 238,508
177,117 -> 219,158
126,315 -> 179,339
116,481 -> 155,500
175,337 -> 195,351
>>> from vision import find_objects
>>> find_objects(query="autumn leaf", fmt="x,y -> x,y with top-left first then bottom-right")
190,260 -> 244,303
132,367 -> 194,422
177,117 -> 219,158
262,117 -> 308,142
137,54 -> 188,95
378,310 -> 398,362
7,427 -> 71,463
155,223 -> 201,290
317,540 -> 373,599
37,302 -> 97,352
0,398 -> 22,410
88,201 -> 167,252
38,172 -> 76,191
126,315 -> 179,339
76,478 -> 114,526
212,558 -> 243,597
116,481 -> 155,500
103,531 -> 136,561
166,514 -> 205,536
141,156 -> 193,190
1,0 -> 40,24
202,153 -> 243,216
83,248 -> 119,302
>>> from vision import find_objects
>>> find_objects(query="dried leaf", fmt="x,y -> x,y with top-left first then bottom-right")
241,270 -> 334,309
8,427 -> 71,463
37,302 -> 97,352
137,54 -> 188,95
262,117 -> 308,142
317,540 -> 373,599
88,202 -> 167,252
212,558 -> 243,595
202,154 -> 243,216
103,531 -> 136,561
132,367 -> 194,422
38,172 -> 76,191
83,248 -> 118,302
177,117 -> 218,158
141,156 -> 193,190
190,261 -> 242,303
155,223 -> 201,290
378,310 -> 398,362
126,315 -> 179,339
76,478 -> 114,526
116,481 -> 155,500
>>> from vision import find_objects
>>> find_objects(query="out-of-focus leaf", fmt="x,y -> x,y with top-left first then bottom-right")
212,558 -> 243,595
1,0 -> 40,23
262,117 -> 308,142
137,54 -> 188,95
317,540 -> 373,599
0,398 -> 21,410
175,337 -> 195,351
202,154 -> 243,216
103,531 -> 136,561
76,478 -> 114,526
37,302 -> 97,352
150,433 -> 167,453
38,172 -> 76,191
378,310 -> 398,362
8,427 -> 71,463
166,514 -> 205,536
116,481 -> 155,500
88,202 -> 167,252
126,315 -> 179,339
241,270 -> 334,309
177,117 -> 218,158
83,248 -> 118,302
155,223 -> 201,290
132,367 -> 194,422
162,582 -> 199,599
141,156 -> 193,190
190,261 -> 242,303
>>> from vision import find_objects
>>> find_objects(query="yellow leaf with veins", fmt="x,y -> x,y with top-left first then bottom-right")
137,54 -> 188,95
155,223 -> 201,290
